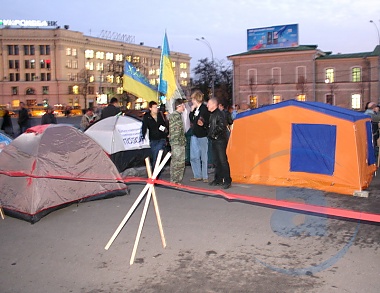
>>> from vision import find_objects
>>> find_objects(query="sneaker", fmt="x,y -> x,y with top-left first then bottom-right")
209,180 -> 222,186
222,183 -> 231,189
190,178 -> 202,182
203,179 -> 209,183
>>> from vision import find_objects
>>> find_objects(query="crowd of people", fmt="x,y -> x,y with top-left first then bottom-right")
4,95 -> 380,187
141,91 -> 234,189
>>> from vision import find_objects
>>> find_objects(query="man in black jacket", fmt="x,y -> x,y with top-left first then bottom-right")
141,101 -> 169,168
18,102 -> 30,135
101,97 -> 120,119
207,97 -> 232,189
41,106 -> 57,125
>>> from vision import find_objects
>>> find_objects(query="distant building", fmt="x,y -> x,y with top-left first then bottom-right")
0,27 -> 191,110
228,45 -> 380,110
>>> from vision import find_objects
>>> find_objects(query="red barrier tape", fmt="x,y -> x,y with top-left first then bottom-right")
122,177 -> 380,224
1,170 -> 379,224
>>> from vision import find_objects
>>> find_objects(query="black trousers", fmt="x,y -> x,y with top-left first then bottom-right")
211,138 -> 231,184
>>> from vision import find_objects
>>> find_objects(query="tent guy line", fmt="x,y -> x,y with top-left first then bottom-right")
1,169 -> 379,224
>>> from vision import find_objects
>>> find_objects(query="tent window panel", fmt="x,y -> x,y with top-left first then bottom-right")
290,123 -> 337,175
365,121 -> 376,166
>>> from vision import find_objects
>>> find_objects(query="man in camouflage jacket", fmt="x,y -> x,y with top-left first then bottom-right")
169,99 -> 187,184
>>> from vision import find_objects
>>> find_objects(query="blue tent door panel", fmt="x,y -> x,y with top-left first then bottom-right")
290,124 -> 337,175
366,121 -> 376,166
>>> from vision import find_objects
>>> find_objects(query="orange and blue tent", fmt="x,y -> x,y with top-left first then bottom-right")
227,100 -> 377,195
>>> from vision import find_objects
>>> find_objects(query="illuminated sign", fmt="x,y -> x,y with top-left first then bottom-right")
0,19 -> 58,27
247,24 -> 299,51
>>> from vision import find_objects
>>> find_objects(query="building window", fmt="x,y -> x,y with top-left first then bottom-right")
26,88 -> 36,95
96,63 -> 104,71
73,73 -> 78,81
9,60 -> 14,69
297,94 -> 306,101
12,87 -> 18,95
72,48 -> 77,57
47,73 -> 51,81
351,94 -> 361,109
66,48 -> 72,56
89,75 -> 95,83
15,60 -> 20,69
272,95 -> 281,104
133,56 -> 140,63
25,60 -> 30,69
172,61 -> 176,68
9,73 -> 14,81
73,85 -> 79,95
325,68 -> 334,83
24,45 -> 35,55
42,86 -> 49,95
31,73 -> 37,81
72,60 -> 78,69
88,86 -> 95,95
96,51 -> 105,60
86,61 -> 94,70
40,45 -> 50,55
8,45 -> 19,55
296,66 -> 306,83
41,73 -> 46,81
15,73 -> 20,81
180,63 -> 187,69
352,67 -> 361,82
30,59 -> 36,69
117,87 -> 124,94
326,94 -> 334,105
25,73 -> 31,81
106,75 -> 114,83
106,52 -> 114,61
248,69 -> 257,85
66,60 -> 72,68
249,95 -> 258,108
272,67 -> 281,84
180,80 -> 188,87
46,60 -> 51,69
85,50 -> 94,59
116,76 -> 122,84
116,54 -> 124,62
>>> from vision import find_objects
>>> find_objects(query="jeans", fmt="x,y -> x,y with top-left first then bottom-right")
190,136 -> 209,179
211,138 -> 231,184
150,139 -> 166,169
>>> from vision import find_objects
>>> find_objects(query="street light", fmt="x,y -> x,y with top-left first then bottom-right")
370,20 -> 380,104
196,37 -> 215,97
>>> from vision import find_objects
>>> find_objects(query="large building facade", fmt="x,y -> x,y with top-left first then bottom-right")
228,45 -> 380,110
0,27 -> 191,110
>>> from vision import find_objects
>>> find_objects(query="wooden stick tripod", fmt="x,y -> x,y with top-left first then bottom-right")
105,150 -> 171,265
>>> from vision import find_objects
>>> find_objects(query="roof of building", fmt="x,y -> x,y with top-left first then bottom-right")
228,45 -> 380,60
317,46 -> 380,60
228,45 -> 318,58
236,99 -> 369,123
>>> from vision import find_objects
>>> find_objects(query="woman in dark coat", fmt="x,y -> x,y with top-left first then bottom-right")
1,110 -> 14,137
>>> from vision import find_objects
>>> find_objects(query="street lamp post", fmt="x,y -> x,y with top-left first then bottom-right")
196,37 -> 215,97
370,20 -> 380,104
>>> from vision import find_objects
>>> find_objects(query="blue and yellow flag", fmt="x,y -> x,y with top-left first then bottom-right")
158,33 -> 183,113
123,60 -> 158,102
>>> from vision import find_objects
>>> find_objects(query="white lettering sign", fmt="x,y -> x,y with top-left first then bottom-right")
116,123 -> 150,151
0,19 -> 58,27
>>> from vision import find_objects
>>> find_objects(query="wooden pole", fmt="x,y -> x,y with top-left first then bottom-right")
145,157 -> 167,248
0,206 -> 4,220
130,184 -> 153,265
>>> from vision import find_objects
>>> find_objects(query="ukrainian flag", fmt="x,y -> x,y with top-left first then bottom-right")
123,60 -> 158,102
158,33 -> 183,113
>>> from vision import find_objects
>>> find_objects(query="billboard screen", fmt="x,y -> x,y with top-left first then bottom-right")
247,24 -> 299,51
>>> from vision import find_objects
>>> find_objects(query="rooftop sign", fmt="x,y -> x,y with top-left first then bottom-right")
247,24 -> 299,51
0,19 -> 58,27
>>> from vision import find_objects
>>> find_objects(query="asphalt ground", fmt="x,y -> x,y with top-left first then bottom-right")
0,115 -> 379,292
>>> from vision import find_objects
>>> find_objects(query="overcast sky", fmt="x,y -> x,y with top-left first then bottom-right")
3,0 -> 380,70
